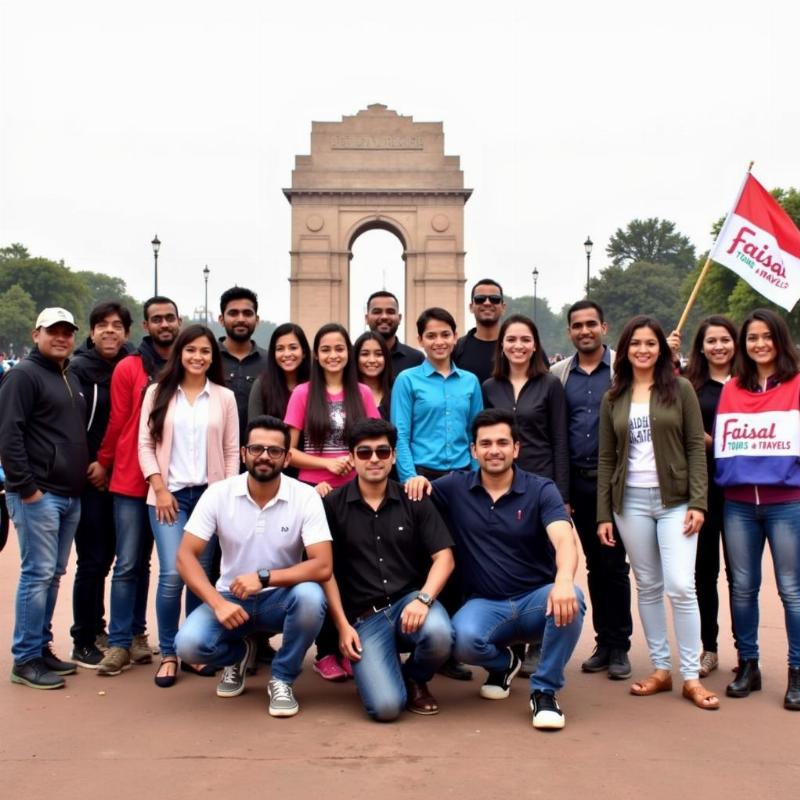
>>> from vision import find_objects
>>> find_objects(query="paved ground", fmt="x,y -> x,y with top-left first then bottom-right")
1,527 -> 798,800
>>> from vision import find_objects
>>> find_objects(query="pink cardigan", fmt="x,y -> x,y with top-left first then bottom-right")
138,381 -> 240,505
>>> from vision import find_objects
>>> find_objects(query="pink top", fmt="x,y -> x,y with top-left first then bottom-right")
284,382 -> 380,487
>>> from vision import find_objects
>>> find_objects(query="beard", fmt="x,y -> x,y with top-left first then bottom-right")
226,326 -> 254,343
247,462 -> 282,483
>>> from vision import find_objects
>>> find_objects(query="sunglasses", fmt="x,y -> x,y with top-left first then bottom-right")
354,445 -> 393,461
473,294 -> 503,305
244,444 -> 287,459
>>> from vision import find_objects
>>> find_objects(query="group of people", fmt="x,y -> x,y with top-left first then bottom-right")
0,277 -> 798,731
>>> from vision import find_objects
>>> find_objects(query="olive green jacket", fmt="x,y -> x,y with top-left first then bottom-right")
597,376 -> 708,522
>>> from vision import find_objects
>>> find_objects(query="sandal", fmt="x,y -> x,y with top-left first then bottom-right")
682,682 -> 720,710
630,671 -> 673,696
154,657 -> 178,688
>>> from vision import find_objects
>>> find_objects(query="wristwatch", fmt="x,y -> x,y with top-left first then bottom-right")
258,568 -> 271,588
416,591 -> 433,607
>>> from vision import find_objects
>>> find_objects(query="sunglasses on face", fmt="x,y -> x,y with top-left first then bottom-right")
244,444 -> 287,459
354,445 -> 393,461
473,294 -> 503,305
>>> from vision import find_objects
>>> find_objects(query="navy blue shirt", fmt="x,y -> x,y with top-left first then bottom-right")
431,467 -> 570,599
563,346 -> 612,469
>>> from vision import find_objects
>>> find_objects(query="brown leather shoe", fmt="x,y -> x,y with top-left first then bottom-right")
405,679 -> 440,715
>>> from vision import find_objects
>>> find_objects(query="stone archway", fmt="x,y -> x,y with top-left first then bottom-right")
284,104 -> 472,342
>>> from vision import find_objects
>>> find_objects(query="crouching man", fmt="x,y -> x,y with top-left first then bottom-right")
322,419 -> 455,721
175,415 -> 332,717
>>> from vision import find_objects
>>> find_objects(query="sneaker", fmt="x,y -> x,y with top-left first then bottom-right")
313,654 -> 348,682
97,646 -> 132,676
480,648 -> 521,700
530,690 -> 566,730
95,633 -> 109,653
129,633 -> 154,665
607,648 -> 632,680
581,645 -> 610,673
217,637 -> 254,698
71,643 -> 105,669
699,651 -> 719,678
11,658 -> 66,690
41,644 -> 77,675
519,642 -> 542,678
267,678 -> 300,717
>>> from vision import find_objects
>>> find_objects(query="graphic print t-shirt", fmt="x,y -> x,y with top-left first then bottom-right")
626,401 -> 658,487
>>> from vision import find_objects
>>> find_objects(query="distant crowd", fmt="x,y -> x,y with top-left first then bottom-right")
0,278 -> 798,729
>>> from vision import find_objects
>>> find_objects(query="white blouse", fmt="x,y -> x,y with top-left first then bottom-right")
167,382 -> 210,491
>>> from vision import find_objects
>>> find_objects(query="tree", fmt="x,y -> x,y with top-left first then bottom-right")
607,218 -> 696,271
0,284 -> 37,354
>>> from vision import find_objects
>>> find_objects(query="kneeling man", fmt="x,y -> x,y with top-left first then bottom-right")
322,418 -> 455,721
408,408 -> 585,730
175,415 -> 332,717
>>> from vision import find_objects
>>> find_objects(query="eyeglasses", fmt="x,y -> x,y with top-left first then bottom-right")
473,294 -> 503,305
354,445 -> 393,461
244,444 -> 287,459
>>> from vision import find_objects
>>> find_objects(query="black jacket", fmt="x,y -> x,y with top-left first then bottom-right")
0,348 -> 89,498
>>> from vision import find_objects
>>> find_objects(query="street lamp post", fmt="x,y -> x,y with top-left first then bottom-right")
203,264 -> 210,325
532,267 -> 539,324
151,234 -> 161,295
584,235 -> 593,297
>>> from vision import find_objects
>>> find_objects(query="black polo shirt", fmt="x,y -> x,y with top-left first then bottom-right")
219,339 -> 268,445
431,467 -> 570,600
323,478 -> 453,620
389,339 -> 424,379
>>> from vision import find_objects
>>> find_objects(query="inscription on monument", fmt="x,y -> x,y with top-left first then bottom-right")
331,135 -> 423,150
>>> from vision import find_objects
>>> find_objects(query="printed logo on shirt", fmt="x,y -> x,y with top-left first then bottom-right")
628,415 -> 652,444
715,411 -> 800,458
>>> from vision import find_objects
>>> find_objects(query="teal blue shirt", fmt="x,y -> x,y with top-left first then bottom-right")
390,359 -> 483,482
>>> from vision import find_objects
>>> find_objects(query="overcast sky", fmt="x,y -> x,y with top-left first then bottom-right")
1,1 -> 797,340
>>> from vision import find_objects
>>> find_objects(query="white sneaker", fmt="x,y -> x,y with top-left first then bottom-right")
530,690 -> 565,730
267,678 -> 299,717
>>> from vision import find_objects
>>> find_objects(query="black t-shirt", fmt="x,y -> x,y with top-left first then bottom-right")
453,329 -> 496,385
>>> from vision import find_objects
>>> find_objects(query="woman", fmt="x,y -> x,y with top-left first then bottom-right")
482,314 -> 569,502
354,330 -> 392,420
139,324 -> 239,687
714,309 -> 800,710
248,323 -> 310,421
684,316 -> 738,677
597,315 -> 715,709
284,322 -> 380,681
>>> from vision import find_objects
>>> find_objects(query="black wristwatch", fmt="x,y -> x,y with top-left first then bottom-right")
258,568 -> 271,588
416,591 -> 433,607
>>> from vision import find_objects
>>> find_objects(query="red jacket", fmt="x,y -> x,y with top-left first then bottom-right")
96,354 -> 150,498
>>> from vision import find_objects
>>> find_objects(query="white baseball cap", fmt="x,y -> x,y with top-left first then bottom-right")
35,307 -> 79,330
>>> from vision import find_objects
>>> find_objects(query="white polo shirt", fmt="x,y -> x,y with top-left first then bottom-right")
185,472 -> 332,593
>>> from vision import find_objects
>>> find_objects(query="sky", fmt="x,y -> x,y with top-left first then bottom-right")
1,1 -> 798,341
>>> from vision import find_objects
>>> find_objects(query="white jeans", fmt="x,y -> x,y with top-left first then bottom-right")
614,486 -> 701,680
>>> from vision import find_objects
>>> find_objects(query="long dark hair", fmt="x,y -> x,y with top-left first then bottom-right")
353,330 -> 392,412
685,315 -> 738,391
259,323 -> 311,418
734,308 -> 799,391
492,314 -> 548,380
305,323 -> 366,450
608,315 -> 678,405
148,325 -> 224,443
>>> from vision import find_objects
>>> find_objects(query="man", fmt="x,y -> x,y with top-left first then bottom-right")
322,418 -> 455,721
92,296 -> 182,676
365,290 -> 423,378
174,415 -> 331,717
0,307 -> 88,689
453,279 -> 506,384
551,300 -> 632,679
218,286 -> 268,445
408,408 -> 585,730
68,301 -> 134,668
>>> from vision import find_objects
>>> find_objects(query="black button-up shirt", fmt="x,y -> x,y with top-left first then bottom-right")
219,339 -> 268,445
563,346 -> 612,469
389,339 -> 424,379
323,479 -> 453,620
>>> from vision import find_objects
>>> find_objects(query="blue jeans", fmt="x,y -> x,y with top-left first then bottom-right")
108,495 -> 153,649
724,500 -> 800,667
615,486 -> 700,680
453,584 -> 585,695
7,492 -> 81,663
149,485 -> 215,656
175,583 -> 326,683
351,592 -> 454,722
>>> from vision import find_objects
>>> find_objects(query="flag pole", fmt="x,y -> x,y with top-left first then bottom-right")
674,161 -> 755,334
